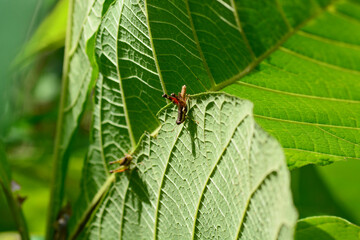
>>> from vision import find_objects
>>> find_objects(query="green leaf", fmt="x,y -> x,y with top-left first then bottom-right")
79,0 -> 359,172
68,73 -> 130,235
46,0 -> 116,238
69,0 -> 162,232
295,216 -> 360,240
67,0 -> 359,236
67,0 -> 147,231
147,0 -> 360,169
0,142 -> 29,240
94,0 -> 164,145
74,93 -> 297,239
222,0 -> 360,169
15,0 -> 69,65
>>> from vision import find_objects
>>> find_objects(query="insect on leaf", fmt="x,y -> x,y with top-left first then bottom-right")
76,93 -> 297,240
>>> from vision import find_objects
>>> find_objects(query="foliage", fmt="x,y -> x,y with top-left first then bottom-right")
0,0 -> 359,239
73,94 -> 297,239
295,216 -> 360,240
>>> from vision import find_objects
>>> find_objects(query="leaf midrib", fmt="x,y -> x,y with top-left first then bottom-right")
63,0 -> 100,113
297,30 -> 360,50
153,123 -> 186,239
279,47 -> 360,75
116,0 -> 136,147
191,113 -> 251,239
254,115 -> 360,131
235,169 -> 281,240
184,0 -> 216,88
235,81 -> 360,104
68,0 -> 98,56
145,0 -> 168,99
46,0 -> 76,238
284,148 -> 359,161
229,0 -> 257,60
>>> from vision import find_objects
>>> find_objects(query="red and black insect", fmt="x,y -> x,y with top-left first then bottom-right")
162,85 -> 188,125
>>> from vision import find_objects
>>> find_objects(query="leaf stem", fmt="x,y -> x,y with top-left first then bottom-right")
45,0 -> 74,239
1,182 -> 30,240
0,143 -> 29,240
69,174 -> 116,239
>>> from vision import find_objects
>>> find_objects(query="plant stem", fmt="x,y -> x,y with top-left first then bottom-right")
45,0 -> 74,239
1,183 -> 30,240
0,142 -> 29,239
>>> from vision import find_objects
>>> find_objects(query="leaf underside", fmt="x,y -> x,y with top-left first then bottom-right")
66,0 -> 359,237
76,93 -> 297,239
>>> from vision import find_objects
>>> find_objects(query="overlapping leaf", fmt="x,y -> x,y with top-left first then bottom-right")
66,0 -> 360,237
146,0 -> 360,168
76,93 -> 297,240
48,0 -> 115,238
295,216 -> 360,240
69,0 -> 162,233
223,1 -> 360,168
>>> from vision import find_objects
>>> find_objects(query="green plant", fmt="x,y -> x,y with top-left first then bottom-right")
1,0 -> 360,239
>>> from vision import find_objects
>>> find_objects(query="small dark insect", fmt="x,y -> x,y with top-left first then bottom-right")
162,85 -> 188,125
109,154 -> 133,173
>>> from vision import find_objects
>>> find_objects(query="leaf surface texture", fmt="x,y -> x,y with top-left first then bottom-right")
78,94 -> 297,239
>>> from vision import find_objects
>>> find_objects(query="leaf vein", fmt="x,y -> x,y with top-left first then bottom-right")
191,114 -> 250,239
279,46 -> 360,75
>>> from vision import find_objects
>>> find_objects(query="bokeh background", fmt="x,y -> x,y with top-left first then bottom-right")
0,0 -> 88,237
0,0 -> 359,238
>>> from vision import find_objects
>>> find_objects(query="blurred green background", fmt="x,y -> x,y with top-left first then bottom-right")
0,0 -> 87,237
0,0 -> 359,238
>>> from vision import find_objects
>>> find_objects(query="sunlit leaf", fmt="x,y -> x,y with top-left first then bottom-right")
74,93 -> 297,239
222,1 -> 360,168
66,0 -> 359,237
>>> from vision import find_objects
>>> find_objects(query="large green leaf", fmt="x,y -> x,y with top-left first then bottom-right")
146,0 -> 360,169
66,0 -> 359,237
295,216 -> 360,240
73,93 -> 297,239
69,0 -> 162,233
224,4 -> 360,168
